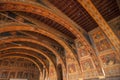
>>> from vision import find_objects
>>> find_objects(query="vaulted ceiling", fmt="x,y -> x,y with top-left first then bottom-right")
0,0 -> 119,80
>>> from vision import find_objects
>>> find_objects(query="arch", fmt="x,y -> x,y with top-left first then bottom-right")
0,24 -> 80,67
0,54 -> 41,72
0,1 -> 95,64
0,51 -> 48,73
0,46 -> 58,78
0,55 -> 42,80
0,36 -> 66,68
0,0 -> 82,37
0,46 -> 56,67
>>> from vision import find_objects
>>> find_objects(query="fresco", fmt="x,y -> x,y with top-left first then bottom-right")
81,59 -> 94,71
96,39 -> 111,52
49,67 -> 55,76
1,71 -> 8,78
92,31 -> 105,42
68,63 -> 76,73
9,72 -> 16,78
76,40 -> 88,57
76,41 -> 83,48
78,48 -> 88,57
17,72 -> 23,78
0,58 -> 39,80
100,53 -> 119,67
89,28 -> 111,53
66,54 -> 75,62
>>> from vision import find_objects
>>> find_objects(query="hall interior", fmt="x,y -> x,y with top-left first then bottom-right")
0,0 -> 120,80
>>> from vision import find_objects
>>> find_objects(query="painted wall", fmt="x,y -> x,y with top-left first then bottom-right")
88,16 -> 120,79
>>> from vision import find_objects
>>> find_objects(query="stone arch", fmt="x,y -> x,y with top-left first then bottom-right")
0,35 -> 66,68
0,51 -> 48,73
0,1 -> 96,65
0,46 -> 58,79
0,25 -> 80,72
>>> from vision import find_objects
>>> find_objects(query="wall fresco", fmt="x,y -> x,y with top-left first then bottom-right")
75,39 -> 101,79
49,67 -> 55,76
95,39 -> 111,52
92,31 -> 105,42
68,63 -> 76,73
1,71 -> 8,78
0,58 -> 39,80
49,64 -> 57,80
9,72 -> 15,78
76,40 -> 88,58
89,28 -> 111,53
89,25 -> 120,78
81,59 -> 94,71
100,52 -> 119,67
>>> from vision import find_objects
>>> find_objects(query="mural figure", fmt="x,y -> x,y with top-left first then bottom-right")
0,58 -> 39,80
79,49 -> 88,57
92,31 -> 104,42
17,72 -> 23,78
24,72 -> 28,78
101,53 -> 118,67
66,54 -> 75,61
9,72 -> 15,78
2,72 -> 8,78
76,41 -> 88,57
96,39 -> 111,52
68,64 -> 76,73
81,59 -> 94,71
49,67 -> 55,76
76,41 -> 83,48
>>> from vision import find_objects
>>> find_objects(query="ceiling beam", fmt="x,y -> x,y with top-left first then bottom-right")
116,0 -> 120,9
43,0 -> 87,34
